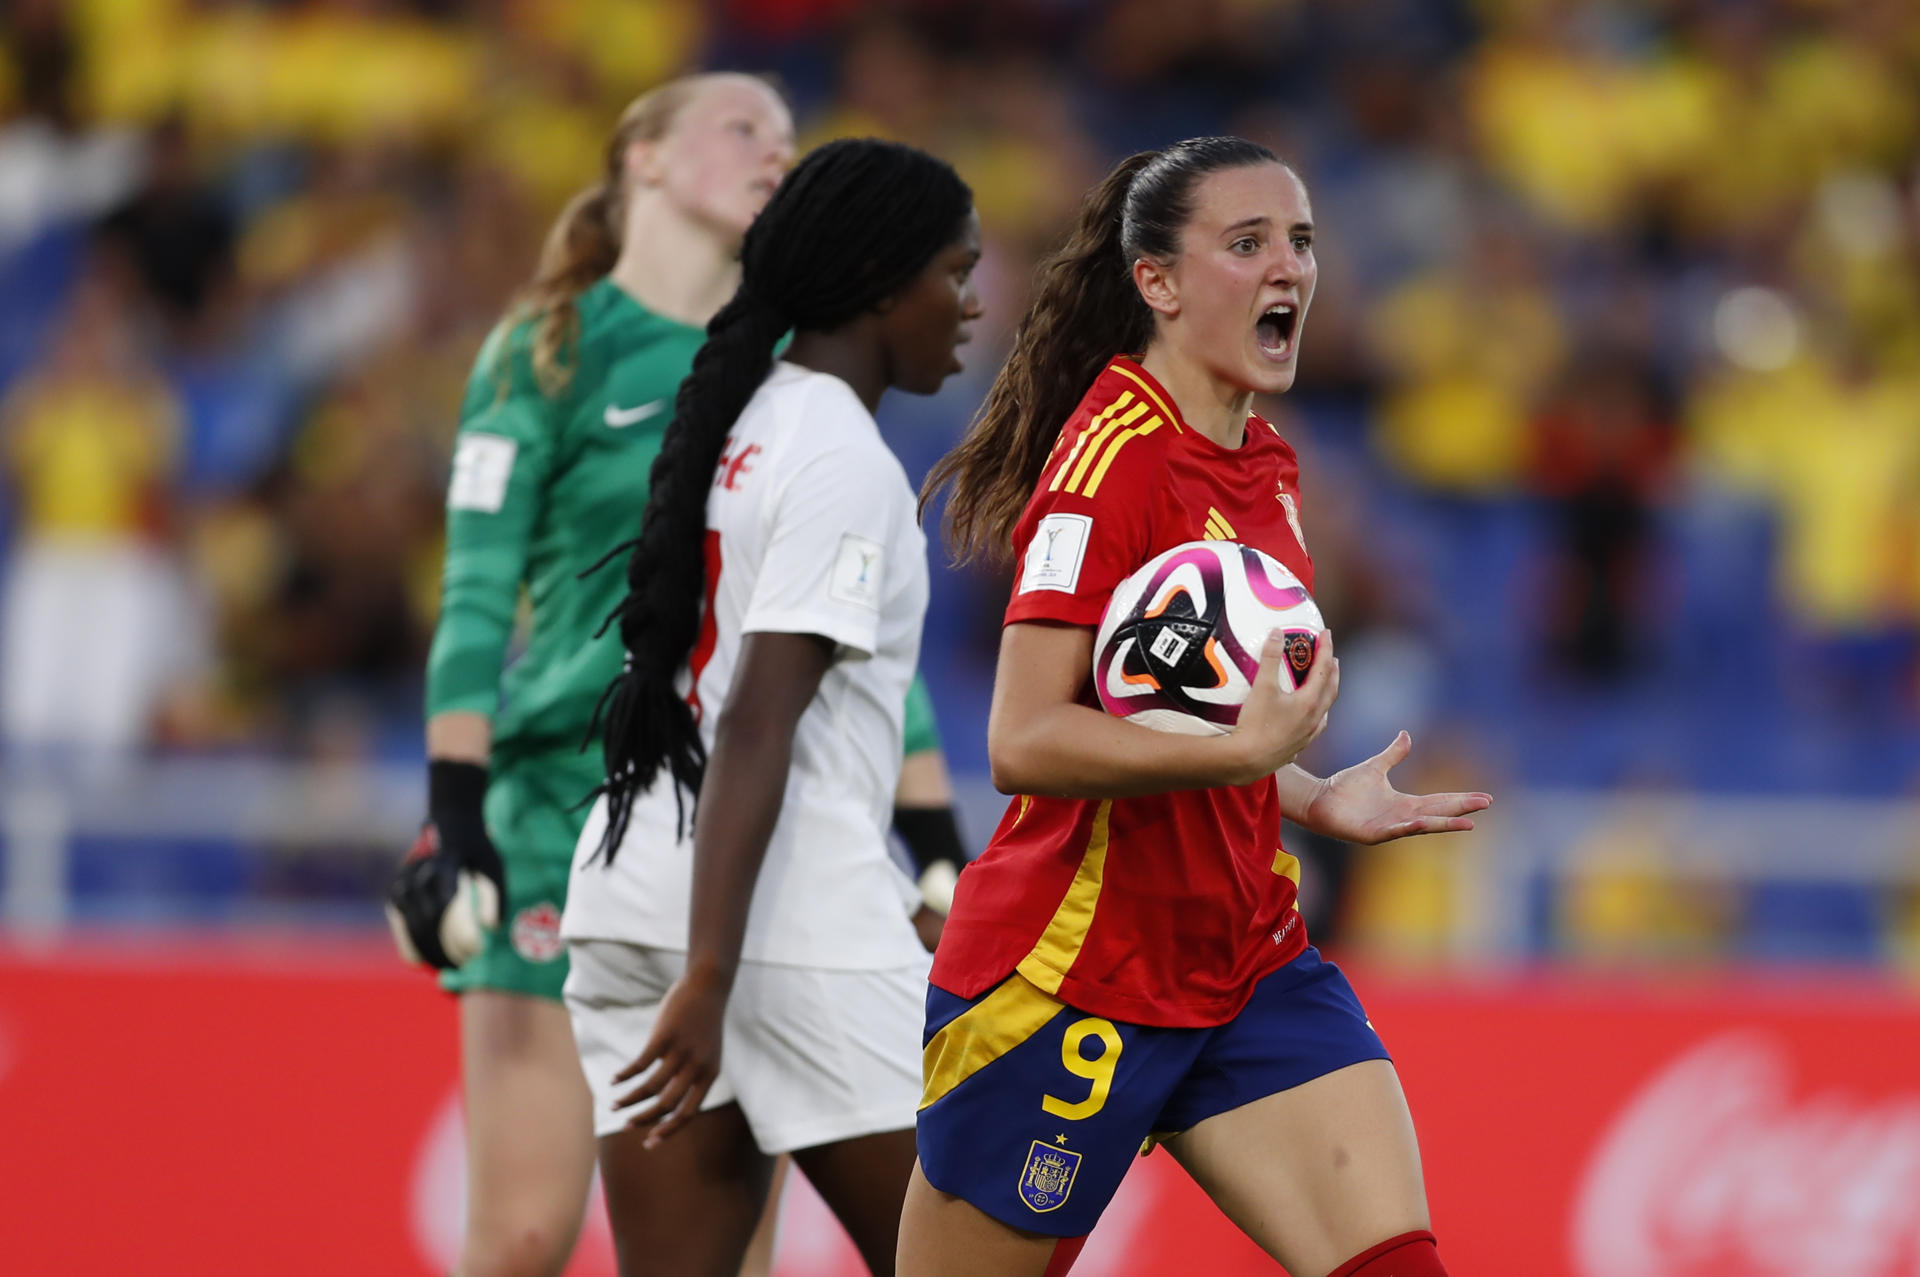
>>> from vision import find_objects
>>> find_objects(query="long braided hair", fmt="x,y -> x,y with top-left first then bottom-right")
592,138 -> 973,858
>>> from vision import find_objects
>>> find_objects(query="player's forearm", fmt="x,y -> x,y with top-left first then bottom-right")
426,712 -> 492,765
683,631 -> 833,985
683,705 -> 794,989
895,747 -> 954,807
1273,763 -> 1330,831
988,700 -> 1257,797
424,573 -> 519,719
427,477 -> 539,717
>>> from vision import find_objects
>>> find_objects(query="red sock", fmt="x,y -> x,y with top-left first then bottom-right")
1041,1234 -> 1088,1277
1326,1230 -> 1445,1277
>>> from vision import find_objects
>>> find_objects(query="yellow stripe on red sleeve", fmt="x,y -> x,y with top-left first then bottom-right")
1107,362 -> 1183,433
1048,391 -> 1134,493
1079,415 -> 1165,498
1059,398 -> 1149,495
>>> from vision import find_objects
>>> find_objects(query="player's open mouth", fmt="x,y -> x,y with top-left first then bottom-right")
1255,303 -> 1297,359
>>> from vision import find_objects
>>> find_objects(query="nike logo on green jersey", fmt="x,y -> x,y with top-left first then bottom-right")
604,399 -> 667,428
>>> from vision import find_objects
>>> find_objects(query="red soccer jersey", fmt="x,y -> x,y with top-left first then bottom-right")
931,356 -> 1316,1028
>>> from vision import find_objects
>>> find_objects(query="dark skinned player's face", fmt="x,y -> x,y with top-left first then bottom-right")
880,210 -> 984,396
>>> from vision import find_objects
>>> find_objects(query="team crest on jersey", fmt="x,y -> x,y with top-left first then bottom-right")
511,903 -> 564,963
1018,1139 -> 1081,1213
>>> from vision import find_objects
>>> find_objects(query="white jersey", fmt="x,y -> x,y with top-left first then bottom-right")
563,362 -> 929,969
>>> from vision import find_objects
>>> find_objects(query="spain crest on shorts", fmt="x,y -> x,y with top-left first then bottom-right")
1018,1139 -> 1081,1213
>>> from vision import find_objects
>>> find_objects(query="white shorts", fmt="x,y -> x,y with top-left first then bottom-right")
564,940 -> 930,1151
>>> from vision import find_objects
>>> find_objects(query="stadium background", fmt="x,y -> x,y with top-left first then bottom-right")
3,0 -> 1919,1273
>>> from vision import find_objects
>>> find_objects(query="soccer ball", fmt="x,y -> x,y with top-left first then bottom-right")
1093,540 -> 1324,735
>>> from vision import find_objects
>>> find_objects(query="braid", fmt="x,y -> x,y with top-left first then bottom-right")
593,139 -> 973,859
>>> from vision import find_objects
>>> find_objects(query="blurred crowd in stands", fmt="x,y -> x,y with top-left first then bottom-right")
3,0 -> 1919,956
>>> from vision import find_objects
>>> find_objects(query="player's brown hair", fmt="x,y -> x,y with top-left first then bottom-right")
922,137 -> 1281,564
510,75 -> 761,396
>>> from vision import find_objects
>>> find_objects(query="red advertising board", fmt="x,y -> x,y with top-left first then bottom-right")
1379,969 -> 1920,1277
3,940 -> 1917,1275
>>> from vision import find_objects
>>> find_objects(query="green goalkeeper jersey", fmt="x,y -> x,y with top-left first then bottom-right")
902,670 -> 941,757
426,279 -> 705,754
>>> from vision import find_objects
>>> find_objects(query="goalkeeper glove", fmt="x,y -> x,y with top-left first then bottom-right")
385,760 -> 506,970
893,804 -> 965,915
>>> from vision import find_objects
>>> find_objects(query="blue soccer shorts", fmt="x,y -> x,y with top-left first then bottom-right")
915,946 -> 1389,1237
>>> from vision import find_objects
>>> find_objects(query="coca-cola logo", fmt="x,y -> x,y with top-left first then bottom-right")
1573,1032 -> 1920,1276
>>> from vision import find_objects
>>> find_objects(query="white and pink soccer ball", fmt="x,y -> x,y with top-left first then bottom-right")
1093,540 -> 1324,735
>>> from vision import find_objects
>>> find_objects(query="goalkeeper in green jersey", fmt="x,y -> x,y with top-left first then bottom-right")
384,73 -> 730,1277
394,75 -> 796,1277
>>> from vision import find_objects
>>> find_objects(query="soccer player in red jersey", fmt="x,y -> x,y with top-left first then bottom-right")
902,138 -> 1492,1277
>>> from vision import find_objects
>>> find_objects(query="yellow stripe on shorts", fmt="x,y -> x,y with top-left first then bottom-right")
920,973 -> 1066,1110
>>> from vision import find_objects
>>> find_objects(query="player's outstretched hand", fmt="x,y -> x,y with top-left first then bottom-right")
1226,628 -> 1339,784
612,967 -> 728,1149
1302,730 -> 1492,845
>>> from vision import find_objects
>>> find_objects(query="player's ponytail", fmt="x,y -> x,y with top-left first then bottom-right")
922,152 -> 1155,563
519,181 -> 622,395
924,137 -> 1282,564
593,138 -> 973,858
510,76 -> 713,396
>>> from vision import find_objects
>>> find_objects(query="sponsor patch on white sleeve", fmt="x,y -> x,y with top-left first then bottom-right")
447,433 -> 518,513
829,533 -> 885,609
1019,513 -> 1092,594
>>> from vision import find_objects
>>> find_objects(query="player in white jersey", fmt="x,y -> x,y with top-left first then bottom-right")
561,139 -> 981,1276
567,363 -> 932,964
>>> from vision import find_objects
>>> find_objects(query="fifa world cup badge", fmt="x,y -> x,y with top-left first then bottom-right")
1018,1138 -> 1082,1213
